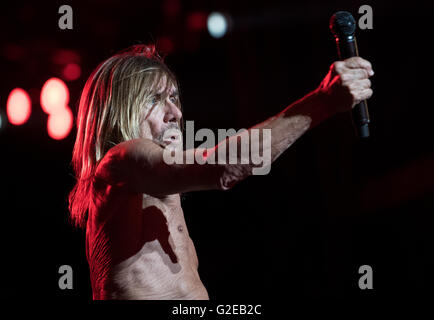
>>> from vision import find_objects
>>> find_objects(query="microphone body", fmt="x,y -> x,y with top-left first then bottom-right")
330,11 -> 371,138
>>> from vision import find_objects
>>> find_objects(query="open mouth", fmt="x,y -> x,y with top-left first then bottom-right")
161,128 -> 181,145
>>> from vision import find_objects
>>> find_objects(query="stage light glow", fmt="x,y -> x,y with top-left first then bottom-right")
7,88 -> 32,125
207,12 -> 228,38
187,12 -> 207,31
47,106 -> 73,140
158,36 -> 174,54
40,78 -> 69,114
62,63 -> 81,81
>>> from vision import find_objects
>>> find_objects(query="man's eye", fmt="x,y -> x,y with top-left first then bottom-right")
150,93 -> 162,105
169,96 -> 177,103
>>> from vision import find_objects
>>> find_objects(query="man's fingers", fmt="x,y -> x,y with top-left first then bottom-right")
360,78 -> 371,89
353,88 -> 373,105
332,58 -> 374,79
331,61 -> 345,75
348,79 -> 371,90
340,69 -> 370,82
361,88 -> 373,100
325,58 -> 374,113
344,57 -> 374,76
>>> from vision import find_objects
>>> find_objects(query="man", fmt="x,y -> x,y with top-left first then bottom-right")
68,44 -> 373,299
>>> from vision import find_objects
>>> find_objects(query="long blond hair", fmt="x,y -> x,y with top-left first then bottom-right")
68,44 -> 181,228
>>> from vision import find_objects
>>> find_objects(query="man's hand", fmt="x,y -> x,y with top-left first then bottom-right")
317,57 -> 374,114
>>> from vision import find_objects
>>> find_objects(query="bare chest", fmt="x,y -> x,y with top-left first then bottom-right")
108,194 -> 204,298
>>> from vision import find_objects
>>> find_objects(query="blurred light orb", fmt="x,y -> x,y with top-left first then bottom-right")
158,36 -> 174,54
7,88 -> 32,125
62,63 -> 81,81
47,106 -> 73,140
40,78 -> 69,114
187,12 -> 207,31
207,12 -> 228,38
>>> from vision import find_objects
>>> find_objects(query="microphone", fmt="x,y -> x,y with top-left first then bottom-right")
329,11 -> 371,138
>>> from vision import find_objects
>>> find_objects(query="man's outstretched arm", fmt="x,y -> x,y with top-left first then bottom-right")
210,56 -> 373,188
95,57 -> 373,196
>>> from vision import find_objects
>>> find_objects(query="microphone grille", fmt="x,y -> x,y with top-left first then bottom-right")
329,11 -> 356,38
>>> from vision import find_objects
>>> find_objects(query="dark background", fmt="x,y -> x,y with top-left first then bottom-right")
1,0 -> 434,305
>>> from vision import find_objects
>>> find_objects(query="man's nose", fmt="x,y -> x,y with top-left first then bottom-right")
163,100 -> 182,123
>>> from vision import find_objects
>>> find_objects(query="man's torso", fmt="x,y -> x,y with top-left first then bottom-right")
86,177 -> 209,299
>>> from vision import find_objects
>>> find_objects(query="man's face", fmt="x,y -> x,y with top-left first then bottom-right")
139,75 -> 183,149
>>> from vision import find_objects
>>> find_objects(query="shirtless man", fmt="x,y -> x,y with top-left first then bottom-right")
68,44 -> 373,300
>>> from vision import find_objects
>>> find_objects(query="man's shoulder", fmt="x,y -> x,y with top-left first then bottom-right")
91,169 -> 139,206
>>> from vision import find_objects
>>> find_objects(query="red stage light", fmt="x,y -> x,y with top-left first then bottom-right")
158,36 -> 174,54
187,12 -> 207,31
53,49 -> 80,66
6,88 -> 32,125
40,78 -> 69,114
47,106 -> 73,140
62,63 -> 81,81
